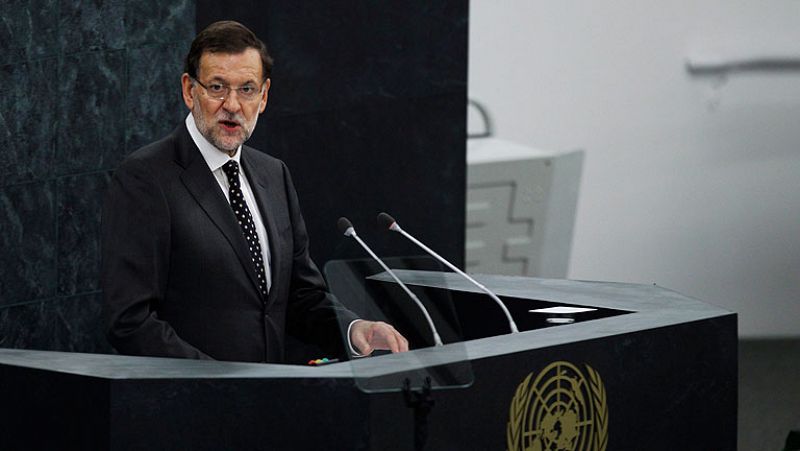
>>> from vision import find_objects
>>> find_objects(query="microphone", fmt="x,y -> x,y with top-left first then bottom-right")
337,217 -> 443,346
377,212 -> 520,334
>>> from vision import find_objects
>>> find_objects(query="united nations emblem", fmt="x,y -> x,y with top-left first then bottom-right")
506,361 -> 608,451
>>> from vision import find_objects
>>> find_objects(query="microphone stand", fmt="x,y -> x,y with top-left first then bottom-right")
338,218 -> 444,346
403,377 -> 434,451
378,213 -> 520,334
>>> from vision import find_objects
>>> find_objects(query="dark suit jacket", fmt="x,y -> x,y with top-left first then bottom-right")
102,123 -> 356,362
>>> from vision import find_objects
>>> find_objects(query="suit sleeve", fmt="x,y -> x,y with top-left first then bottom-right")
280,162 -> 359,354
102,158 -> 212,360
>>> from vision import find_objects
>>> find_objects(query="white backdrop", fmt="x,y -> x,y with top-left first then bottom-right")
468,1 -> 800,337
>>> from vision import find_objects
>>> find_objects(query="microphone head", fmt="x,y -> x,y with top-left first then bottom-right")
377,212 -> 397,230
337,217 -> 355,236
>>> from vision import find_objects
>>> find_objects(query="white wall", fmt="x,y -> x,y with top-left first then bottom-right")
468,1 -> 800,337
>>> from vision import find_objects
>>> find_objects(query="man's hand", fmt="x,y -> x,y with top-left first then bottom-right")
349,320 -> 409,356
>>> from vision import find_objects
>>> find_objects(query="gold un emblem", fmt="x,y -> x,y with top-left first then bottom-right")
507,361 -> 608,451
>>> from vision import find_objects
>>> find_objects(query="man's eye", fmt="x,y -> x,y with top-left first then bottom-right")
208,84 -> 225,93
240,85 -> 256,94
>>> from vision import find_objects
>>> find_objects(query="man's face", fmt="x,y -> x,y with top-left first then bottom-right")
181,48 -> 270,154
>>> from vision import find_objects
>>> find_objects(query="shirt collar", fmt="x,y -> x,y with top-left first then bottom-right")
185,113 -> 242,171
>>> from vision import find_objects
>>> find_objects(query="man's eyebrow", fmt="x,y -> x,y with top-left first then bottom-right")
207,76 -> 259,86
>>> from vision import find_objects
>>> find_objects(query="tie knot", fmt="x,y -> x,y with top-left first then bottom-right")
222,160 -> 239,182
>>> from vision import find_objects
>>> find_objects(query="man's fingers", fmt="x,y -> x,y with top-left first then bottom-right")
379,323 -> 410,353
384,329 -> 400,353
384,324 -> 408,353
357,340 -> 373,356
398,331 -> 409,352
354,324 -> 374,356
350,320 -> 411,355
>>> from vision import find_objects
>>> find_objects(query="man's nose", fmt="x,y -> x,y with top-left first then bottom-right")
221,91 -> 243,112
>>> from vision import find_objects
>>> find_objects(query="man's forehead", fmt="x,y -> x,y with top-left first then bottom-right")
198,49 -> 263,80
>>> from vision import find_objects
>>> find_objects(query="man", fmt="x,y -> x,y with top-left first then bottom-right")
102,21 -> 407,362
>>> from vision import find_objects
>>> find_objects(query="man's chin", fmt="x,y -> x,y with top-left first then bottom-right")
210,134 -> 246,153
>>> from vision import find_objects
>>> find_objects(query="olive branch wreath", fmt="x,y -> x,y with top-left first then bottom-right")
585,364 -> 608,451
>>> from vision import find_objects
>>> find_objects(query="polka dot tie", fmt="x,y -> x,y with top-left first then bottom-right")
221,160 -> 268,298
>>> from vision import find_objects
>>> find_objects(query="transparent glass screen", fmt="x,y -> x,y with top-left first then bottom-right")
324,257 -> 474,393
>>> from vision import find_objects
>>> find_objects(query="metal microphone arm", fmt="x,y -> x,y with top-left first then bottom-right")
343,226 -> 444,347
388,222 -> 519,334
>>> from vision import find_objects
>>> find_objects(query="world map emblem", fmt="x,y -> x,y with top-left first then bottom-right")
507,361 -> 608,451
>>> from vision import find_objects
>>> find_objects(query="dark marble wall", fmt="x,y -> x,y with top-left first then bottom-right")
198,1 -> 469,267
0,0 -> 196,353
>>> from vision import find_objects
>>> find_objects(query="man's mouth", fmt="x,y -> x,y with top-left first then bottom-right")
219,120 -> 241,131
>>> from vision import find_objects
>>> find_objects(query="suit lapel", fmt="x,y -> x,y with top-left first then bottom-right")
241,149 -> 283,307
174,126 -> 264,298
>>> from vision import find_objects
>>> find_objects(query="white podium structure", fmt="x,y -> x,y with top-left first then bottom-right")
466,138 -> 584,278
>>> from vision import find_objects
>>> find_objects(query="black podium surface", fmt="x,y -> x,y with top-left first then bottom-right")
0,272 -> 736,450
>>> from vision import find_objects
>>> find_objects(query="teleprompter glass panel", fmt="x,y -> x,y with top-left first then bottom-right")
324,257 -> 473,394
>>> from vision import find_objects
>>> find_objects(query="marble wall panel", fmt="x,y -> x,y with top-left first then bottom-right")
125,43 -> 191,153
0,0 -> 60,65
55,50 -> 126,175
0,294 -> 111,353
0,59 -> 58,184
0,0 -> 195,354
0,181 -> 56,306
125,0 -> 195,48
57,172 -> 112,296
59,0 -> 126,54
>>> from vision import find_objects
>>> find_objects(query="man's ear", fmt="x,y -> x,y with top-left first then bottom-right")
181,73 -> 195,110
259,78 -> 271,114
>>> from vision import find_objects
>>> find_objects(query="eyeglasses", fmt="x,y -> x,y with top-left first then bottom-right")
191,77 -> 264,102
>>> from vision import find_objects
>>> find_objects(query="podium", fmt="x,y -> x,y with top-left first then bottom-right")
0,271 -> 736,450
